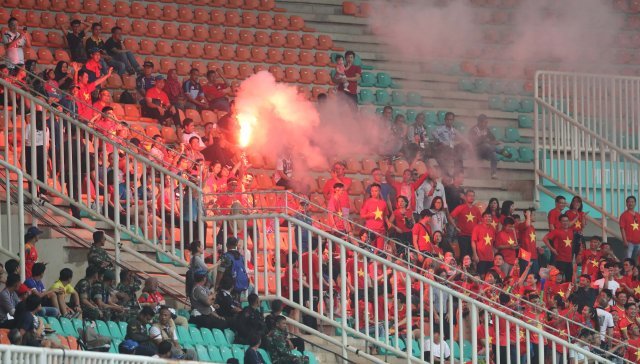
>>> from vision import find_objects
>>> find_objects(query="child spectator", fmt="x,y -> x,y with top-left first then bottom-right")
332,55 -> 349,90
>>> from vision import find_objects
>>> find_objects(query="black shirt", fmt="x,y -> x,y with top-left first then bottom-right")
244,347 -> 265,364
66,31 -> 86,62
444,184 -> 465,212
214,290 -> 240,320
104,37 -> 123,57
85,37 -> 106,56
569,287 -> 598,308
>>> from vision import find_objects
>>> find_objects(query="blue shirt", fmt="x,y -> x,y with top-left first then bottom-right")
24,278 -> 45,293
432,125 -> 458,147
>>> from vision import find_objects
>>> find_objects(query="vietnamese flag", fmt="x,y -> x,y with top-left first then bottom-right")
519,249 -> 531,262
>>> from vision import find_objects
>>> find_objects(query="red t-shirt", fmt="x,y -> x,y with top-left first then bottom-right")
339,64 -> 361,95
625,338 -> 640,362
412,222 -> 433,252
78,82 -> 97,121
450,203 -> 481,236
620,210 -> 640,244
202,82 -> 228,100
495,229 -> 518,265
346,258 -> 367,289
85,59 -> 101,78
565,209 -> 586,233
517,224 -> 538,259
138,291 -> 164,305
282,267 -> 302,300
301,251 -> 323,290
146,87 -> 170,107
547,207 -> 564,230
322,177 -> 352,208
327,197 -> 348,231
546,228 -> 574,262
472,223 -> 496,262
392,208 -> 413,233
360,198 -> 387,232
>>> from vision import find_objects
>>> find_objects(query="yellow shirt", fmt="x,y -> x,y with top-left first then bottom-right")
50,280 -> 76,294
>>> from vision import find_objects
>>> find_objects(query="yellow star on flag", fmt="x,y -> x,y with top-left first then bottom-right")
632,222 -> 639,231
487,336 -> 493,345
574,221 -> 581,229
529,232 -> 536,242
636,348 -> 640,362
634,285 -> 640,296
507,237 -> 515,246
490,221 -> 497,229
373,207 -> 383,220
558,290 -> 565,298
484,234 -> 492,246
563,237 -> 572,247
559,329 -> 566,337
358,269 -> 364,277
465,212 -> 475,222
590,259 -> 598,268
423,233 -> 431,243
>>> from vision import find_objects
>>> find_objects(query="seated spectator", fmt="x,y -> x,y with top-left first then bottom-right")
149,135 -> 168,163
236,294 -> 266,344
136,61 -> 155,100
92,270 -> 126,322
15,295 -> 64,349
468,114 -> 511,179
163,69 -> 185,109
93,89 -> 114,114
244,334 -> 266,364
178,118 -> 205,150
432,112 -> 468,177
83,48 -> 106,83
422,329 -> 450,362
24,263 -> 61,318
154,340 -> 173,359
189,270 -> 228,330
214,276 -> 242,321
264,299 -> 304,351
138,277 -> 165,311
85,23 -> 125,76
75,266 -> 102,321
90,106 -> 124,152
142,76 -> 181,127
150,306 -> 195,359
50,268 -> 81,318
0,274 -> 21,328
125,306 -> 158,356
115,269 -> 141,315
182,68 -> 208,110
203,69 -> 230,112
3,17 -> 31,69
264,316 -> 307,364
104,26 -> 141,76
42,69 -> 63,103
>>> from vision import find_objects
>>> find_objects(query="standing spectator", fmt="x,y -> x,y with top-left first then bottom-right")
322,161 -> 352,211
543,214 -> 575,282
468,114 -> 511,179
387,195 -> 414,247
214,238 -> 250,299
275,147 -> 294,188
471,212 -> 496,275
23,226 -> 43,278
88,230 -> 114,270
182,68 -> 208,110
3,17 -> 31,69
104,26 -> 141,76
203,69 -> 230,112
415,164 -> 447,216
24,112 -> 49,203
566,196 -> 587,259
337,50 -> 361,106
412,209 -> 434,257
300,239 -> 329,330
517,210 -> 539,275
189,270 -> 228,330
83,48 -> 104,82
620,196 -> 640,259
387,168 -> 427,213
365,168 -> 394,208
494,217 -> 519,275
428,196 -> 451,235
84,23 -> 125,76
61,19 -> 90,63
142,76 -> 181,126
432,112 -> 468,176
245,334 -> 266,364
450,190 -> 481,260
53,61 -> 74,91
163,69 -> 185,109
327,183 -> 351,235
49,268 -> 81,318
0,274 -> 20,328
24,263 -> 61,317
125,307 -> 158,356
360,183 -> 388,250
547,195 -> 567,230
136,61 -> 156,99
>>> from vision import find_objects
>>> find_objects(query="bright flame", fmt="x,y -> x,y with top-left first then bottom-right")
237,113 -> 257,149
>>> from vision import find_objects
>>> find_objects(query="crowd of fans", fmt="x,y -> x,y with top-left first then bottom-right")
3,13 -> 640,364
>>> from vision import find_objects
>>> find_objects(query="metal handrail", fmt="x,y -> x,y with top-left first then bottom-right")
0,159 -> 24,280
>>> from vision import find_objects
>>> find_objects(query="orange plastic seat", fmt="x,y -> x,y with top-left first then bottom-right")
24,48 -> 37,61
138,39 -> 155,55
100,17 -> 116,33
234,45 -> 250,61
256,13 -> 272,29
257,0 -> 275,10
236,64 -> 252,79
175,60 -> 189,76
54,49 -> 70,63
54,13 -> 69,26
130,20 -> 147,36
284,33 -> 301,49
146,21 -> 162,38
178,6 -> 193,22
171,42 -> 188,57
162,126 -> 178,143
316,35 -> 333,50
84,15 -> 99,24
311,86 -> 326,100
281,50 -> 298,65
287,16 -> 305,31
207,62 -> 222,71
51,0 -> 66,11
238,30 -> 254,45
209,26 -> 224,43
25,11 -> 40,27
177,24 -> 194,41
298,68 -> 314,84
155,40 -> 171,56
226,0 -> 243,8
123,38 -> 139,52
314,69 -> 331,84
222,63 -> 238,79
297,50 -> 314,65
203,44 -> 219,59
47,32 -> 65,48
265,49 -> 282,64
268,65 -> 284,81
358,2 -> 371,16
30,30 -> 47,46
253,31 -> 269,46
250,47 -> 266,62
225,10 -> 241,27
130,2 -> 146,18
9,10 -> 25,24
211,0 -> 226,6
123,104 -> 141,121
210,9 -> 225,25
284,67 -> 300,83
201,110 -> 217,124
253,64 -> 267,74
121,74 -> 136,90
40,12 -> 56,28
191,61 -> 207,75
160,5 -> 178,21
343,1 -> 357,15
80,0 -> 97,13
242,0 -> 259,9
162,23 -> 178,39
193,25 -> 208,42
223,28 -> 239,44
146,4 -> 162,19
106,74 -> 122,89
37,48 -> 54,64
115,18 -> 132,34
193,8 -> 208,24
269,32 -> 285,47
187,43 -> 203,58
298,85 -> 311,100
239,12 -> 257,28
272,14 -> 288,30
34,0 -> 51,10
218,44 -> 235,60
159,59 -> 174,74
300,34 -> 318,49
114,1 -> 130,17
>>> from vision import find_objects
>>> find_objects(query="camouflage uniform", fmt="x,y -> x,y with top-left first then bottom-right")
116,281 -> 141,322
125,316 -> 155,348
92,281 -> 126,322
88,245 -> 113,270
265,328 -> 308,364
75,278 -> 101,321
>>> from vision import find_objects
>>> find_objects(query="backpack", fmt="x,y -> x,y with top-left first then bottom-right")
224,251 -> 249,292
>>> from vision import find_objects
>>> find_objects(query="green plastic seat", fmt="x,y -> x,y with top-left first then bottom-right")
490,127 -> 505,140
405,109 -> 417,123
47,317 -> 64,335
503,97 -> 520,112
177,325 -> 193,346
200,328 -> 215,345
119,321 -> 128,336
489,96 -> 504,110
454,122 -> 466,134
426,124 -> 439,140
177,309 -> 190,320
378,336 -> 406,356
519,98 -> 534,113
261,301 -> 271,313
232,344 -> 246,360
437,110 -> 448,124
110,339 -> 121,353
392,108 -> 404,120
425,111 -> 437,125
390,90 -> 406,106
224,328 -> 235,345
505,80 -> 524,95
518,146 -> 534,163
359,71 -> 376,87
95,320 -> 112,338
219,346 -> 234,362
212,328 -> 229,346
120,225 -> 142,242
518,114 -> 533,128
59,317 -> 78,337
500,146 -> 519,162
258,348 -> 272,364
208,346 -> 224,362
460,340 -> 473,361
459,78 -> 475,92
375,72 -> 393,88
195,344 -> 211,361
374,89 -> 391,105
504,127 -> 521,143
107,321 -> 124,339
304,351 -> 318,364
411,338 -> 422,358
406,92 -> 422,107
330,53 -> 341,63
188,326 -> 204,345
490,79 -> 506,94
358,89 -> 375,105
474,79 -> 489,93
72,319 -> 84,335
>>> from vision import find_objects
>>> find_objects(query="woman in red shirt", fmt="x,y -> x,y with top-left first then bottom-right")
566,196 -> 587,259
387,196 -> 414,248
484,197 -> 501,229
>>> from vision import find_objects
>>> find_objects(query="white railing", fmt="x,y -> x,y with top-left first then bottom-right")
0,77 -> 203,286
205,212 -> 613,364
0,159 -> 25,280
535,71 -> 640,239
0,344 -> 178,364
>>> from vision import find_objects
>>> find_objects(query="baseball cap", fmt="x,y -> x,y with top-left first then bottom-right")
143,61 -> 154,68
17,284 -> 30,295
154,75 -> 165,81
194,269 -> 208,279
88,47 -> 101,55
25,226 -> 43,240
477,114 -> 488,122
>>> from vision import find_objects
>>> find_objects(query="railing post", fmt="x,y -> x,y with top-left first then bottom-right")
17,169 -> 24,281
534,72 -> 541,206
113,151 -> 121,278
471,303 -> 478,364
601,149 -> 607,241
274,217 -> 281,297
339,243 -> 348,363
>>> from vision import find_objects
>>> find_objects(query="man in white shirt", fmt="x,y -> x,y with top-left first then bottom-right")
179,118 -> 205,151
2,17 -> 30,68
593,262 -> 619,305
275,148 -> 293,188
415,164 -> 447,214
594,290 -> 615,344
423,331 -> 450,363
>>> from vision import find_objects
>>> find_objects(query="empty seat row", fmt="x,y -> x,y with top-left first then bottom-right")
458,78 -> 534,96
342,1 -> 371,17
358,89 -> 426,107
488,96 -> 534,113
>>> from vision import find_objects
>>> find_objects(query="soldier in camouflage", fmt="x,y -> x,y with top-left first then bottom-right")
116,269 -> 141,310
92,270 -> 127,322
75,266 -> 102,321
265,316 -> 309,364
125,306 -> 158,356
88,230 -> 114,270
